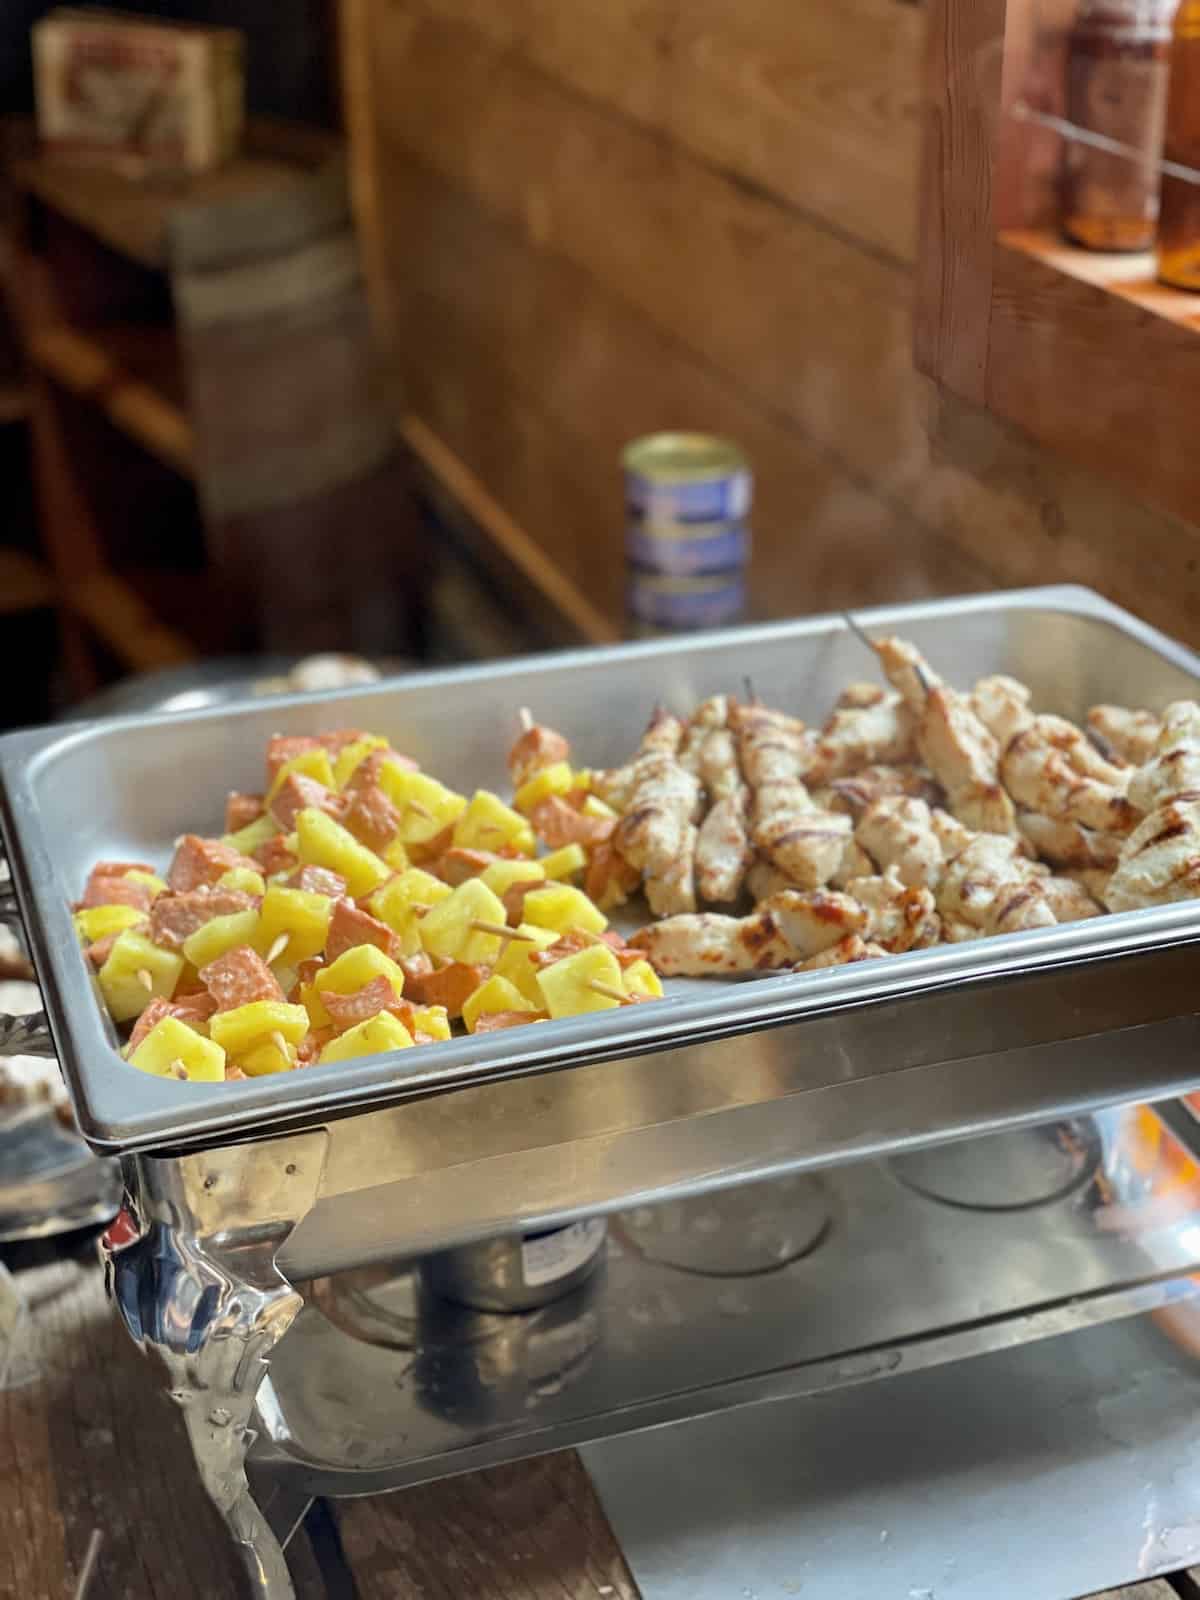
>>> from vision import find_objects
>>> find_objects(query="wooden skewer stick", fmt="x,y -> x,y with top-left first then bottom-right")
471,920 -> 536,942
406,799 -> 434,820
586,979 -> 629,1003
742,675 -> 759,707
170,1059 -> 188,1080
136,968 -> 154,991
518,706 -> 534,732
265,932 -> 290,966
843,610 -> 932,693
270,1030 -> 290,1058
73,1528 -> 103,1600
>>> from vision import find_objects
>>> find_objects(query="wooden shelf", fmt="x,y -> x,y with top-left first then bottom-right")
27,320 -> 194,476
917,0 -> 1200,534
10,117 -> 341,271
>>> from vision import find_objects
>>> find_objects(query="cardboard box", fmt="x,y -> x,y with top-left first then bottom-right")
33,8 -> 245,175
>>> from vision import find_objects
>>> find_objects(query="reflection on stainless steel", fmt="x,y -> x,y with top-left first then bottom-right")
423,1219 -> 608,1312
245,1105 -> 1200,1511
0,1105 -> 121,1242
887,1119 -> 1102,1212
613,1173 -> 830,1276
0,1010 -> 55,1057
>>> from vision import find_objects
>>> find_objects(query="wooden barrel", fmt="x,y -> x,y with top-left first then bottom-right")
168,147 -> 429,658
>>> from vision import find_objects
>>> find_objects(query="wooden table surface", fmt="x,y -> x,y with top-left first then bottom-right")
2,1245 -> 1196,1600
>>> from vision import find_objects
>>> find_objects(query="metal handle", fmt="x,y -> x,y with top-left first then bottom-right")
0,852 -> 55,1061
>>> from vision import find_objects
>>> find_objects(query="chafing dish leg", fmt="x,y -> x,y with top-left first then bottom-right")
103,1139 -> 326,1599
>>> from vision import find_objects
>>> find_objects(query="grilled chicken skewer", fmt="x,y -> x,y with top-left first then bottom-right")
733,701 -> 852,890
1105,702 -> 1200,911
611,707 -> 702,916
872,637 -> 1018,836
1087,705 -> 1162,767
628,889 -> 866,976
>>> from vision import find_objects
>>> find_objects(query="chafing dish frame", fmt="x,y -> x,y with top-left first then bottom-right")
7,584 -> 1200,1596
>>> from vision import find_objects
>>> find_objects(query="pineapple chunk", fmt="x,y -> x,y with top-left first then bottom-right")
418,879 -> 508,965
215,866 -> 266,896
300,982 -> 332,1030
453,790 -> 532,855
209,1000 -> 309,1057
571,768 -> 593,793
124,869 -> 168,898
295,808 -> 389,899
254,884 -> 334,964
623,958 -> 664,1000
522,884 -> 607,936
411,1004 -> 451,1041
128,1015 -> 225,1082
376,765 -> 467,848
266,747 -> 335,801
513,761 -> 573,815
182,909 -> 261,971
315,945 -> 406,1001
367,868 -> 451,955
462,974 -> 535,1033
480,858 -> 545,897
494,923 -> 560,1005
239,1037 -> 298,1076
536,945 -> 625,1019
222,813 -> 280,856
318,1011 -> 413,1064
332,734 -> 388,789
98,931 -> 184,1023
382,837 -> 410,873
74,904 -> 147,944
582,795 -> 617,822
539,844 -> 587,882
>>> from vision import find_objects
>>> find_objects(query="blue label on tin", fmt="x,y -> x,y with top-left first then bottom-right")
628,572 -> 746,630
626,522 -> 750,577
626,469 -> 751,524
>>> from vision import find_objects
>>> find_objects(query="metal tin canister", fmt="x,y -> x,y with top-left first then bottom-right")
627,570 -> 747,632
623,433 -> 752,582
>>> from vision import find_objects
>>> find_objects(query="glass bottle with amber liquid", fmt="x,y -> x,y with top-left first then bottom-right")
1158,1 -> 1200,285
1063,0 -> 1177,251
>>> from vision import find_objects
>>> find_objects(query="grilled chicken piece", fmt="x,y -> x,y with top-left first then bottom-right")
628,889 -> 866,976
1087,705 -> 1162,767
855,796 -> 943,889
1017,812 -> 1123,871
805,690 -> 917,784
936,833 -> 1056,937
679,696 -> 731,774
1127,701 -> 1200,813
696,790 -> 754,903
646,823 -> 699,917
836,683 -> 889,711
731,702 -> 811,788
1042,876 -> 1103,923
593,706 -> 686,809
752,787 -> 854,890
1001,716 -> 1138,835
930,809 -> 974,858
846,871 -> 941,952
746,857 -> 793,903
874,637 -> 1017,836
698,727 -> 741,799
830,838 -> 876,889
1104,795 -> 1200,911
1067,866 -> 1114,904
822,763 -> 943,818
793,934 -> 887,971
971,675 -> 1034,746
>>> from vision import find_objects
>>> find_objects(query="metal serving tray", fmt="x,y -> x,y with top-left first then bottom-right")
3,585 -> 1200,1170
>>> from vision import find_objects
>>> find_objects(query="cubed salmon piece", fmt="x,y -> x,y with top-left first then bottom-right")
298,1027 -> 335,1065
585,842 -> 641,909
509,726 -> 570,789
269,773 -> 347,831
126,997 -> 173,1051
404,960 -> 488,1019
529,797 -> 614,850
286,866 -> 347,899
86,933 -> 122,968
325,899 -> 398,961
432,848 -> 503,886
296,955 -> 325,986
225,792 -> 265,832
168,835 -> 259,893
400,951 -> 434,984
317,729 -> 372,755
346,749 -> 418,794
266,735 -> 323,782
342,785 -> 402,854
80,872 -> 156,911
322,975 -> 400,1032
149,889 -> 257,951
254,835 -> 299,876
473,1009 -> 548,1033
199,945 -> 285,1011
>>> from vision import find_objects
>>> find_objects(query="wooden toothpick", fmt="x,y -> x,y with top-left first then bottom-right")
471,920 -> 535,943
270,1031 -> 290,1058
265,933 -> 290,965
136,968 -> 154,992
586,979 -> 628,1003
518,706 -> 534,732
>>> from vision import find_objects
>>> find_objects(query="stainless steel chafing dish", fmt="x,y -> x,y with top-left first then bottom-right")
5,585 -> 1200,1597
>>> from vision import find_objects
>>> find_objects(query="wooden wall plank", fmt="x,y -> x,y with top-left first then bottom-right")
374,154 -> 998,623
387,0 -> 923,265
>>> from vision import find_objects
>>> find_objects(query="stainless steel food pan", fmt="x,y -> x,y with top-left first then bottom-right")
3,585 -> 1200,1165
